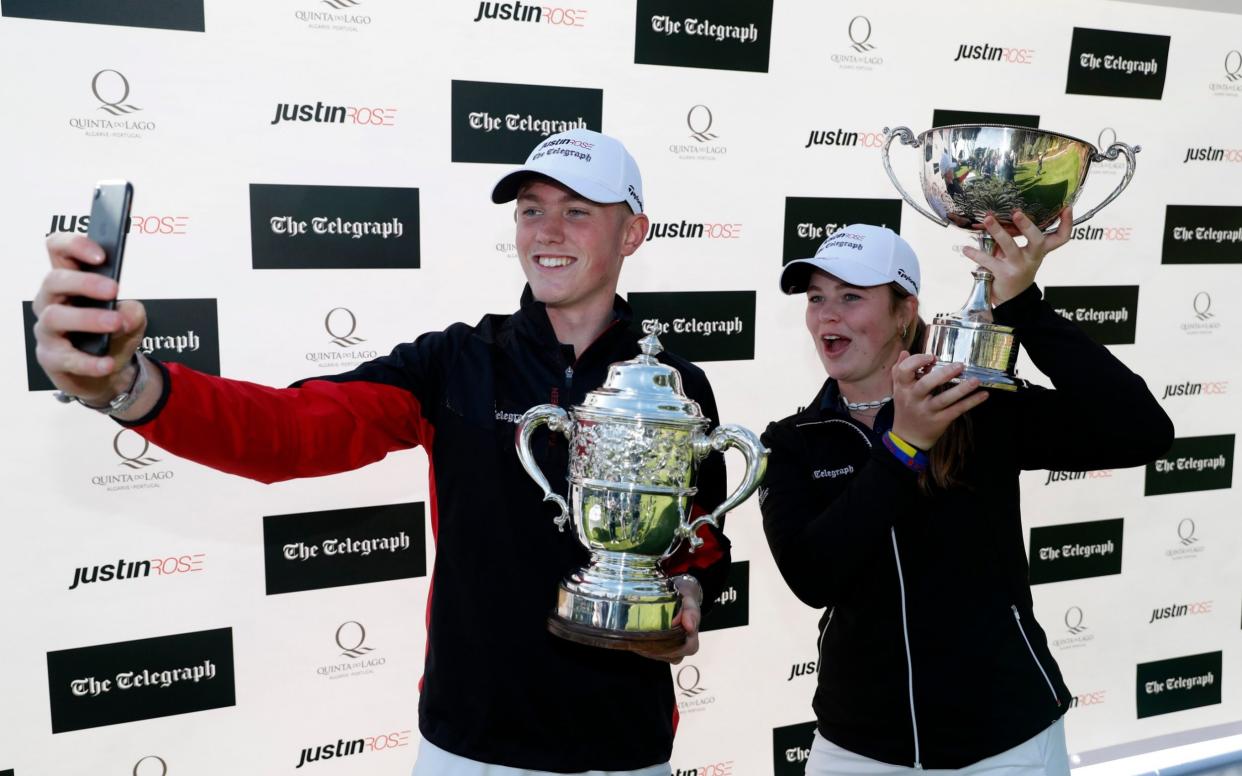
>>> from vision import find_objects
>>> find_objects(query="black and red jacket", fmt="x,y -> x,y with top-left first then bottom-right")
121,287 -> 730,772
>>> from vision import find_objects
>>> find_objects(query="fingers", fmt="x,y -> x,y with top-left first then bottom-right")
46,233 -> 105,270
929,375 -> 984,411
960,244 -> 1000,274
33,267 -> 119,316
892,352 -> 934,386
1043,206 -> 1074,252
35,340 -> 115,378
1012,210 -> 1044,251
937,385 -> 989,422
35,303 -> 124,339
982,214 -> 1020,258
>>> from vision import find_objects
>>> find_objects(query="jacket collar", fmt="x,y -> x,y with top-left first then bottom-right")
505,284 -> 636,366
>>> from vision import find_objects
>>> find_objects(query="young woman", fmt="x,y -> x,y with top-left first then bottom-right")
760,214 -> 1173,774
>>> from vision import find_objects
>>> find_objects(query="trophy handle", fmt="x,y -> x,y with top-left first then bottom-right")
882,126 -> 950,228
1071,142 -> 1141,227
515,404 -> 574,532
683,425 -> 769,551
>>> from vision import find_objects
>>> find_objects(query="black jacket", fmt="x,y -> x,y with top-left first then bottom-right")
759,284 -> 1173,768
126,287 -> 729,772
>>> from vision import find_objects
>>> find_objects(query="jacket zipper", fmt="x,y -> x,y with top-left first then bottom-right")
1011,605 -> 1061,706
890,529 -> 922,769
817,606 -> 835,670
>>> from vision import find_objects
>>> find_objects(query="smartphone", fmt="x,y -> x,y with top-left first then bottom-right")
69,180 -> 133,356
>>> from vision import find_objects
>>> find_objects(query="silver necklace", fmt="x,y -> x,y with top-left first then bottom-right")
842,395 -> 892,411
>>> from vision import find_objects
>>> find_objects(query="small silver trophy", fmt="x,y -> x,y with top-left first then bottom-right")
882,123 -> 1139,389
516,333 -> 767,652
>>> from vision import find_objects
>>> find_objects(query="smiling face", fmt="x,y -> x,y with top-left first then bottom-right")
514,178 -> 647,315
804,269 -> 918,397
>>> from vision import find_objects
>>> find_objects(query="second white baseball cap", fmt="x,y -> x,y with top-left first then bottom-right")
780,224 -> 921,297
491,128 -> 644,214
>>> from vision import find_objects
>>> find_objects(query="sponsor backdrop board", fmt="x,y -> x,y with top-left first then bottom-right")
1,0 -> 1240,773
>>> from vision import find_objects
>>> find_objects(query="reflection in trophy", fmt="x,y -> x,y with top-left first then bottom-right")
882,123 -> 1139,389
516,334 -> 767,652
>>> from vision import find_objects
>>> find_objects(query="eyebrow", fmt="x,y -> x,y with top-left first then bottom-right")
516,191 -> 592,206
807,280 -> 867,293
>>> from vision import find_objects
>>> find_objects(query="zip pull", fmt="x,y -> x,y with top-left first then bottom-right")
564,365 -> 574,386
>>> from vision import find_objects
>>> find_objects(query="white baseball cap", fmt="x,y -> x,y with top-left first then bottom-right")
491,128 -> 644,214
780,224 -> 921,297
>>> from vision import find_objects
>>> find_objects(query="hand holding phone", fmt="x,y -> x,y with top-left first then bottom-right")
69,180 -> 133,355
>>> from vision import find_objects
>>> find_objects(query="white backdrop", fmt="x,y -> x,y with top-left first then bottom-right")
2,1 -> 1240,774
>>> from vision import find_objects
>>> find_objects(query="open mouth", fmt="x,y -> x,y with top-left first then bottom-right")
822,334 -> 851,357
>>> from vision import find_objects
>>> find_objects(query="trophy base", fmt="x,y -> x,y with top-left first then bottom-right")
926,314 -> 1027,392
547,554 -> 685,652
547,615 -> 687,654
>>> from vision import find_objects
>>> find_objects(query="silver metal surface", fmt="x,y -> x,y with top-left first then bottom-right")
881,123 -> 1139,387
515,333 -> 769,647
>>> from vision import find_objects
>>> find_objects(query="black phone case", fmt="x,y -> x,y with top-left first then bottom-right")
69,181 -> 133,356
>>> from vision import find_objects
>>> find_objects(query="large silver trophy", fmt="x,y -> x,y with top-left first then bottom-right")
516,333 -> 767,652
882,123 -> 1139,389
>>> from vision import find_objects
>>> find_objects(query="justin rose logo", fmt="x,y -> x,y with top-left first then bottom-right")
1071,225 -> 1132,241
271,101 -> 396,127
1068,689 -> 1107,709
46,212 -> 189,238
71,69 -> 156,139
803,127 -> 885,150
295,729 -> 411,769
472,2 -> 587,27
833,15 -> 883,70
69,551 -> 205,591
953,41 -> 1035,64
1043,469 -> 1113,486
646,219 -> 742,241
673,761 -> 734,776
1149,600 -> 1213,624
1161,379 -> 1229,401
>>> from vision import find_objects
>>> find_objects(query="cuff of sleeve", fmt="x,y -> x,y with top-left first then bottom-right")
992,282 -> 1044,328
113,355 -> 172,428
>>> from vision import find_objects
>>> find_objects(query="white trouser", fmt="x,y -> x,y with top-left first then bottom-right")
412,735 -> 671,776
805,718 -> 1070,776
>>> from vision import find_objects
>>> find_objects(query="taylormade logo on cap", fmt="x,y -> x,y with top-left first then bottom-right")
492,128 -> 644,213
779,224 -> 921,296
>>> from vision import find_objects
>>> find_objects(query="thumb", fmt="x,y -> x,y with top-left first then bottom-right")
680,598 -> 701,636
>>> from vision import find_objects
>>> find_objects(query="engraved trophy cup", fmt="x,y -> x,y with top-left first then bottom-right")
515,333 -> 768,652
882,123 -> 1139,389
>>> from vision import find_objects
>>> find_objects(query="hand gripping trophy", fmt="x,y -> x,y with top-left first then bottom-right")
882,123 -> 1139,389
516,333 -> 767,652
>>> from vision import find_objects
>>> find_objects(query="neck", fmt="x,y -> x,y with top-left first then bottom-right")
837,375 -> 894,406
545,294 -> 616,358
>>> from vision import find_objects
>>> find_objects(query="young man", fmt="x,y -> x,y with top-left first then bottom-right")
32,129 -> 731,775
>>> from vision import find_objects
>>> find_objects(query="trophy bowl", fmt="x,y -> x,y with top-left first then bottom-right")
516,334 -> 768,652
882,123 -> 1139,389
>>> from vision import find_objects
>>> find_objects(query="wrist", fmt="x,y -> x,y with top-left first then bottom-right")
883,430 -> 930,473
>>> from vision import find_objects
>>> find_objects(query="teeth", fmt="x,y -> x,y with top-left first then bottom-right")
537,256 -> 573,268
824,335 -> 841,341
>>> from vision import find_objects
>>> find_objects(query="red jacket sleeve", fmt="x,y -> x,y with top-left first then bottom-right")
120,359 -> 431,484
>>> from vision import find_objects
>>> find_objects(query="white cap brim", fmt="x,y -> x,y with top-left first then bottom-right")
780,257 -> 894,294
492,168 -> 630,210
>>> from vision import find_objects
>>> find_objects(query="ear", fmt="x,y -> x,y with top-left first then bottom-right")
619,212 -> 649,257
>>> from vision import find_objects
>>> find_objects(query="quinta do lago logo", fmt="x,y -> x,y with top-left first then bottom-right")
1167,518 -> 1206,561
832,15 -> 883,70
674,664 -> 717,715
294,0 -> 372,32
305,307 -> 378,369
669,105 -> 727,161
91,429 -> 174,493
70,69 -> 156,139
1051,606 -> 1095,650
316,621 -> 386,680
1181,292 -> 1222,336
1210,50 -> 1242,97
